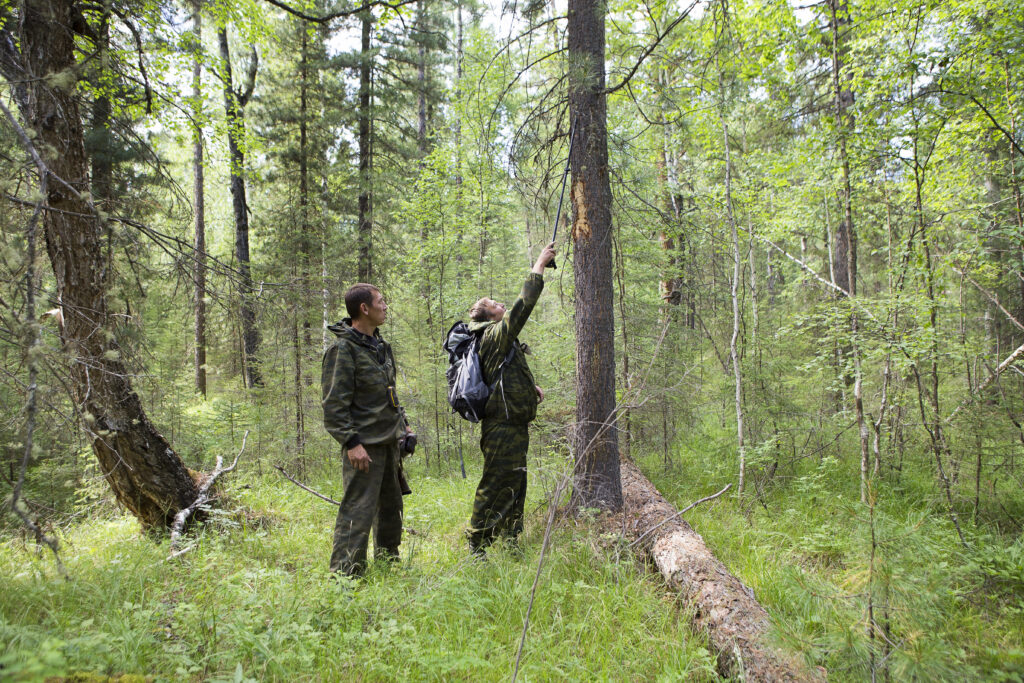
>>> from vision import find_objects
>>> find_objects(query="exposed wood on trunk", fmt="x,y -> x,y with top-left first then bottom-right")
568,0 -> 622,512
620,456 -> 821,681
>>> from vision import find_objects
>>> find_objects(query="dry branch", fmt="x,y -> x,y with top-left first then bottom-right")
273,464 -> 423,538
274,465 -> 341,505
168,430 -> 248,553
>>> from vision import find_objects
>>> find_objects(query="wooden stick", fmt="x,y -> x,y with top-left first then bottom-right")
274,465 -> 341,505
169,430 -> 248,553
628,483 -> 732,549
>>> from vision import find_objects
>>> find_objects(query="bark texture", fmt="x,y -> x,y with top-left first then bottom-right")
19,0 -> 199,528
357,10 -> 374,282
219,28 -> 262,388
620,456 -> 821,681
568,0 -> 622,512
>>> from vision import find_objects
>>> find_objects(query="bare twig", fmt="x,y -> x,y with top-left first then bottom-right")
945,340 -> 1024,424
274,464 -> 342,505
943,266 -> 1024,422
260,0 -> 419,24
953,266 -> 1024,332
512,475 -> 569,683
168,430 -> 248,553
273,464 -> 423,537
628,483 -> 732,549
605,1 -> 700,96
6,154 -> 66,577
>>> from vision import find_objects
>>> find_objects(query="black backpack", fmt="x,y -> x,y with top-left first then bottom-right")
443,321 -> 513,422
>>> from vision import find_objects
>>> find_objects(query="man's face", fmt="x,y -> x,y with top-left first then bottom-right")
485,299 -> 506,322
361,291 -> 388,327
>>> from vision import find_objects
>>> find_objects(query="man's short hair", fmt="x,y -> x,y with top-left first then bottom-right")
345,283 -> 380,320
469,297 -> 490,322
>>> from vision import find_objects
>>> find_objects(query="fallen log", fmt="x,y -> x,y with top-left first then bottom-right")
620,455 -> 822,681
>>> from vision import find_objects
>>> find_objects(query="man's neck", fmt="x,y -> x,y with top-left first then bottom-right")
351,318 -> 377,337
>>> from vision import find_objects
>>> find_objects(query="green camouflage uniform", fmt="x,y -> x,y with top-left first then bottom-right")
322,319 -> 407,576
466,273 -> 544,552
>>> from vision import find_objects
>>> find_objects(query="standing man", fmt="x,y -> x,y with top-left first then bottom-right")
322,283 -> 414,577
466,242 -> 556,555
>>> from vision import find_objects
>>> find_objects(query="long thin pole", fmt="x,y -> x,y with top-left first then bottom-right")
548,118 -> 576,269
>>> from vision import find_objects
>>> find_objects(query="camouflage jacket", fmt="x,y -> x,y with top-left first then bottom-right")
322,319 -> 405,448
467,272 -> 543,425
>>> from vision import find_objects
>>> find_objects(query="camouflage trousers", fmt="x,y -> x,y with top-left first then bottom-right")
330,440 -> 403,576
468,420 -> 529,552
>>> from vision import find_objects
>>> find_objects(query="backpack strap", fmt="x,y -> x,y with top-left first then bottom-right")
474,330 -> 517,420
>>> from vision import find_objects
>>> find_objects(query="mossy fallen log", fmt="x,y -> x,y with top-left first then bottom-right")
620,456 -> 823,682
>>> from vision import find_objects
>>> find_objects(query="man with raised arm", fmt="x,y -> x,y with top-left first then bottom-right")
322,283 -> 414,577
465,242 -> 556,555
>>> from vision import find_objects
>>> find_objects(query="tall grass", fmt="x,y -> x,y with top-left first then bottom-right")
1,458 -> 715,681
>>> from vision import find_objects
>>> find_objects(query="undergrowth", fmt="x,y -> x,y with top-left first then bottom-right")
641,422 -> 1024,682
1,457 -> 715,682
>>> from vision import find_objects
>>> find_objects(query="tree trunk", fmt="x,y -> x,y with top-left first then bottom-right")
357,10 -> 374,282
219,27 -> 261,388
416,0 -> 428,156
718,64 -> 746,496
828,0 -> 855,301
620,456 -> 822,681
827,0 -> 872,502
657,101 -> 683,308
193,0 -> 207,397
19,0 -> 199,529
568,0 -> 622,512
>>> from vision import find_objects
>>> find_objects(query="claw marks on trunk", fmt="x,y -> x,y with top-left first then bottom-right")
571,176 -> 590,240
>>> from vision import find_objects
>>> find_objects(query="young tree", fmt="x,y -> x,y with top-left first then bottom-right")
192,0 -> 208,398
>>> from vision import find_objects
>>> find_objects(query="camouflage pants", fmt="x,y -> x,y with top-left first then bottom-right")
330,440 -> 403,576
468,421 -> 529,552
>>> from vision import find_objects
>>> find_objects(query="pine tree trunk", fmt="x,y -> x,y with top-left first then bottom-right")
20,0 -> 199,529
621,457 -> 822,681
568,0 -> 622,512
416,0 -> 428,155
219,28 -> 261,388
357,10 -> 374,282
193,0 -> 207,397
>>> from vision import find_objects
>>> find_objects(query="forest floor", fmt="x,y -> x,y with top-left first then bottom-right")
3,442 -> 1023,681
1,458 -> 715,682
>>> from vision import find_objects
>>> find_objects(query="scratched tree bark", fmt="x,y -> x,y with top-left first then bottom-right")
568,0 -> 622,512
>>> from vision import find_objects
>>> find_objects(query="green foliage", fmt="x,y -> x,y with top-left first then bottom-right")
0,466 -> 714,681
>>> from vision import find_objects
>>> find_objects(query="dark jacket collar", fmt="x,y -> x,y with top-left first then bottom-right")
327,318 -> 383,348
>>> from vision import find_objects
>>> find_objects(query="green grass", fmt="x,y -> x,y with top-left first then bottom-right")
6,417 -> 1023,682
639,432 -> 1024,682
1,458 -> 715,682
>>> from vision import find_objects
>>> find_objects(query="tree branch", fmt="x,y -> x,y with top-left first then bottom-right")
932,87 -> 1024,158
169,430 -> 248,553
628,483 -> 732,549
274,465 -> 341,505
261,0 -> 419,24
605,0 -> 700,96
